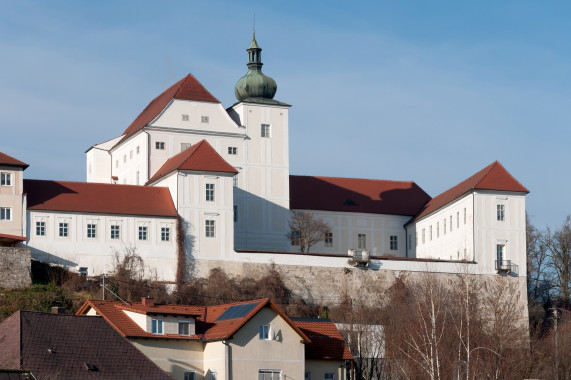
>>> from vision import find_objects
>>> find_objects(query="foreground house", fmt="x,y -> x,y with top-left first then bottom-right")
0,309 -> 173,379
77,298 -> 353,380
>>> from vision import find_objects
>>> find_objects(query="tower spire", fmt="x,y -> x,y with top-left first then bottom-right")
235,32 -> 277,102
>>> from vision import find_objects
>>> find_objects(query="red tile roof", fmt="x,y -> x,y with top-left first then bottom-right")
77,298 -> 310,344
147,140 -> 238,184
292,318 -> 353,360
411,161 -> 529,223
0,152 -> 28,169
290,175 -> 431,216
120,74 -> 220,143
0,233 -> 27,242
0,310 -> 174,379
24,180 -> 178,217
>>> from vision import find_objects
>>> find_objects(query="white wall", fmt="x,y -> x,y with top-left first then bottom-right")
110,133 -> 149,185
25,210 -> 177,280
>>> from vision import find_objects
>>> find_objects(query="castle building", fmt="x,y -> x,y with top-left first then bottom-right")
0,33 -> 529,283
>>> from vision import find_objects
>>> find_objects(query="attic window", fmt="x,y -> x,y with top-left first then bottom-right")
343,198 -> 358,206
201,116 -> 209,123
85,363 -> 97,371
182,114 -> 189,121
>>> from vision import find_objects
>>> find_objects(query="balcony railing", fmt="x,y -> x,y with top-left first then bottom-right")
495,260 -> 516,274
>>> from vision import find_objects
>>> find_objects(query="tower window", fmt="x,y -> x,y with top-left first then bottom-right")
87,224 -> 97,239
206,184 -> 215,201
182,114 -> 189,121
155,142 -> 165,150
497,204 -> 505,221
261,124 -> 270,138
201,116 -> 209,123
228,147 -> 237,155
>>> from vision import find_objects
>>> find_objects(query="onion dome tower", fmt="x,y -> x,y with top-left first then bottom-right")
235,32 -> 279,103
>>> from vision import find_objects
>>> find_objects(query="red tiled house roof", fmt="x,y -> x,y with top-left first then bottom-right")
410,161 -> 529,223
0,310 -> 174,379
147,140 -> 237,185
120,74 -> 220,144
77,298 -> 310,344
0,152 -> 28,169
24,180 -> 178,217
292,318 -> 354,360
290,175 -> 431,216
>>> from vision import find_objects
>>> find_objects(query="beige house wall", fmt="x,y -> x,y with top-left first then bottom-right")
305,359 -> 346,380
0,165 -> 25,237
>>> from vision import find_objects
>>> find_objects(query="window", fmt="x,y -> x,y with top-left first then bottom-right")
136,146 -> 140,154
136,171 -> 139,185
464,208 -> 467,224
233,174 -> 238,188
305,372 -> 312,380
138,226 -> 148,241
205,220 -> 215,238
0,207 -> 11,221
87,224 -> 97,239
130,151 -> 133,159
497,244 -> 505,262
228,147 -> 237,155
201,116 -> 209,123
290,230 -> 300,246
358,234 -> 366,249
429,226 -> 433,241
207,371 -> 218,380
181,143 -> 192,151
325,232 -> 333,247
1,172 -> 12,186
161,227 -> 170,241
261,124 -> 270,137
457,212 -> 460,228
155,141 -> 165,150
437,222 -> 440,237
123,155 -> 126,163
233,205 -> 238,223
36,221 -> 45,236
111,225 -> 120,239
259,325 -> 271,340
443,219 -> 446,235
390,235 -> 398,250
178,321 -> 191,336
450,216 -> 453,231
151,319 -> 163,335
184,372 -> 196,380
422,229 -> 425,244
415,232 -> 418,247
258,370 -> 281,380
115,160 -> 118,168
324,374 -> 335,380
59,222 -> 68,237
206,183 -> 215,201
497,204 -> 505,221
182,114 -> 189,121
79,267 -> 88,276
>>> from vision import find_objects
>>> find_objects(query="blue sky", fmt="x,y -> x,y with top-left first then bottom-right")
1,1 -> 570,229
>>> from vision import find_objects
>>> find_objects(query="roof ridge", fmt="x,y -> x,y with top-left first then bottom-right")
473,160 -> 499,188
290,174 -> 417,184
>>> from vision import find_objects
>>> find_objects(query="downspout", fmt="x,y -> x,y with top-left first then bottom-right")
223,340 -> 230,380
472,192 -> 476,262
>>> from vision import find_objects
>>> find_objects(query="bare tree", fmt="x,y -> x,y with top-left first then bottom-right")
545,215 -> 571,307
287,211 -> 332,253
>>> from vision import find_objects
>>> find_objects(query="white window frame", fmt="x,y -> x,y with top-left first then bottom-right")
87,223 -> 97,239
151,318 -> 164,335
155,141 -> 165,150
58,222 -> 69,237
178,320 -> 191,336
259,325 -> 271,340
201,115 -> 209,123
390,235 -> 398,250
422,229 -> 425,244
110,224 -> 121,240
497,204 -> 505,221
36,221 -> 46,236
78,267 -> 88,276
496,244 -> 505,262
258,369 -> 282,380
206,183 -> 215,202
457,212 -> 460,228
205,220 -> 215,238
324,232 -> 333,247
429,226 -> 432,241
450,215 -> 453,231
181,142 -> 192,152
0,207 -> 12,221
261,124 -> 270,138
138,225 -> 148,241
0,172 -> 12,186
182,114 -> 189,121
357,233 -> 366,249
161,226 -> 170,242
228,146 -> 237,155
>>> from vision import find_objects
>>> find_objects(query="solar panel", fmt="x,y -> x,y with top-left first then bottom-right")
216,302 -> 260,321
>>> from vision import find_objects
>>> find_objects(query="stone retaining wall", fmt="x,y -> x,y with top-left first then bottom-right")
0,247 -> 31,289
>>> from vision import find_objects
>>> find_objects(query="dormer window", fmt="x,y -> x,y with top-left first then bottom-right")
1,172 -> 12,186
179,321 -> 191,336
152,318 -> 163,335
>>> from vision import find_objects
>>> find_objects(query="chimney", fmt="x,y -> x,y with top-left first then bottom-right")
141,297 -> 154,307
51,307 -> 66,314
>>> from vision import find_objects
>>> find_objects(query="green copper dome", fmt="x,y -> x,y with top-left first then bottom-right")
235,32 -> 277,102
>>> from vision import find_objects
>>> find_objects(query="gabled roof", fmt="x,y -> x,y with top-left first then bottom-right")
77,298 -> 310,343
410,161 -> 529,223
291,318 -> 353,361
0,152 -> 28,169
290,175 -> 431,216
147,140 -> 238,184
0,310 -> 174,379
24,180 -> 178,217
120,74 -> 220,143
